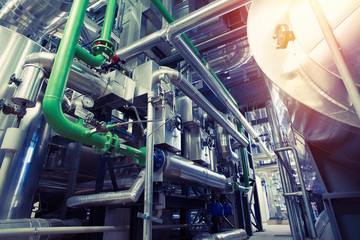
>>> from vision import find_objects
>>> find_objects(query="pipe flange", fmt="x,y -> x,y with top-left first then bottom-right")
153,148 -> 165,171
94,131 -> 113,154
91,38 -> 115,60
109,134 -> 120,156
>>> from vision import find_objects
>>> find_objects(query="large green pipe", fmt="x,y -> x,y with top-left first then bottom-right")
42,0 -> 145,162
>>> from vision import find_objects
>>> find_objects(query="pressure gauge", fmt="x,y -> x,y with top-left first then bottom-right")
81,96 -> 94,108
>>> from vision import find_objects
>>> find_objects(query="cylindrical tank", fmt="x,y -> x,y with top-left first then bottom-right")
248,1 -> 360,239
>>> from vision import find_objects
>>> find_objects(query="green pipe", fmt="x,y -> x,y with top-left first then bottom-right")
239,126 -> 250,188
75,44 -> 106,67
43,0 -> 145,162
101,0 -> 117,40
150,0 -> 238,106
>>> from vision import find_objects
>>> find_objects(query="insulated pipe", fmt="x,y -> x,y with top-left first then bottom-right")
24,52 -> 112,99
163,152 -> 228,190
66,170 -> 145,207
0,226 -> 127,238
308,0 -> 360,120
153,68 -> 248,147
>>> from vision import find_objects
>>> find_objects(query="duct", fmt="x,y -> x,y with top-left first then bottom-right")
23,52 -> 112,100
163,151 -> 228,190
215,123 -> 239,162
0,0 -> 73,41
66,170 -> 145,208
0,93 -> 51,219
153,68 -> 248,147
193,229 -> 248,240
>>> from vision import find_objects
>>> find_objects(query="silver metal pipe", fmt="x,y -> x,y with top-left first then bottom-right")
170,36 -> 274,159
0,95 -> 51,219
24,52 -> 112,99
0,226 -> 127,238
143,76 -> 157,240
164,151 -> 228,190
167,0 -> 251,38
193,229 -> 247,240
153,68 -> 248,147
66,170 -> 145,208
115,28 -> 167,60
308,0 -> 360,120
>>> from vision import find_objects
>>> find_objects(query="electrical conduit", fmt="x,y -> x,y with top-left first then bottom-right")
42,0 -> 145,162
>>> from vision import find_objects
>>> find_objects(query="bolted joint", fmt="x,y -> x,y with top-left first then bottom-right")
91,38 -> 115,60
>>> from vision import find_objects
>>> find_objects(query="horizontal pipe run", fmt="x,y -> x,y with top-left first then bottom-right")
66,170 -> 145,207
0,226 -> 127,238
115,28 -> 167,60
164,151 -> 228,190
153,68 -> 248,147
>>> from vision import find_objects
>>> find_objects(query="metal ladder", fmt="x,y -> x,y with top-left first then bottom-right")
274,146 -> 317,240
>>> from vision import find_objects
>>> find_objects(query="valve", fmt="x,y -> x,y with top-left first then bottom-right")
273,24 -> 295,49
173,115 -> 183,131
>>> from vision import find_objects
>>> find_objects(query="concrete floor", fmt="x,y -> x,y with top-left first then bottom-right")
249,223 -> 292,240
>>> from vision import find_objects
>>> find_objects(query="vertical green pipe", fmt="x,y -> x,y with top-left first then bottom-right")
100,0 -> 117,40
74,0 -> 116,66
239,126 -> 250,188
